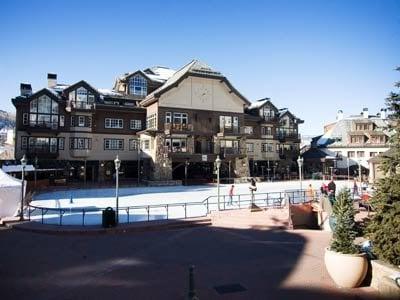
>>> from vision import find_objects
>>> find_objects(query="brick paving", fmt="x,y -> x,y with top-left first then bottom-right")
0,224 -> 379,300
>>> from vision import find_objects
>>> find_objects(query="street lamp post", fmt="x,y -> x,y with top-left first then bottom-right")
20,155 -> 27,221
114,155 -> 121,224
137,145 -> 141,186
185,159 -> 189,186
347,157 -> 350,189
358,159 -> 362,191
215,155 -> 221,211
297,156 -> 304,200
329,166 -> 334,179
34,156 -> 38,189
267,160 -> 270,181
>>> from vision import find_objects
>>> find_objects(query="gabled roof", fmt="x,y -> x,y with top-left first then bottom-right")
248,98 -> 278,111
141,59 -> 251,107
278,109 -> 304,124
63,80 -> 100,96
12,88 -> 61,107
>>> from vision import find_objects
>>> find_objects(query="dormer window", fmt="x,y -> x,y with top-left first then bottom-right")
29,95 -> 59,129
69,87 -> 95,109
129,75 -> 147,96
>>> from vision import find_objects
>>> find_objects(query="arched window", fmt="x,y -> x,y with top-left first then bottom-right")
129,75 -> 147,96
29,95 -> 59,129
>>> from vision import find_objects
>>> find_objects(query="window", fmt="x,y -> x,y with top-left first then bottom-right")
246,143 -> 254,152
355,123 -> 369,131
261,143 -> 273,152
351,136 -> 364,144
262,127 -> 272,135
104,139 -> 124,150
219,116 -> 233,129
21,137 -> 28,149
146,114 -> 157,129
58,138 -> 64,150
59,115 -> 64,127
370,152 -> 377,157
244,126 -> 253,134
165,138 -> 187,152
233,116 -> 239,128
71,116 -> 75,127
129,139 -> 138,151
29,95 -> 59,129
78,116 -> 85,127
129,75 -> 147,96
142,140 -> 150,150
22,113 -> 28,125
357,151 -> 365,158
348,151 -> 355,158
370,135 -> 385,144
70,138 -> 91,150
165,112 -> 172,124
173,112 -> 188,125
105,118 -> 123,129
130,119 -> 142,130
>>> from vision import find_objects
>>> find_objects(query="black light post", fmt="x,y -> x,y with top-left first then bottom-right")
20,155 -> 27,221
114,155 -> 121,224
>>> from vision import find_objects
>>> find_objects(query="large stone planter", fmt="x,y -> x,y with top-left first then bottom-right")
324,248 -> 368,288
370,260 -> 400,299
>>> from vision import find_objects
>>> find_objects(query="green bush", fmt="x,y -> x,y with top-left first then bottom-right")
330,189 -> 359,254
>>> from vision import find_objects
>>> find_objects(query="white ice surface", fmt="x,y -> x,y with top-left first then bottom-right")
29,180 -> 349,226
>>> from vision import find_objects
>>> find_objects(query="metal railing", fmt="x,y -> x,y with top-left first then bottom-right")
26,190 -> 316,226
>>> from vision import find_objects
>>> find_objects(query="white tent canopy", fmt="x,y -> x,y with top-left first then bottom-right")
0,168 -> 25,219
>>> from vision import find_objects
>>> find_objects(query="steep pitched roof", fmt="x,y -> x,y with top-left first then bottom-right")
248,98 -> 278,111
141,60 -> 251,107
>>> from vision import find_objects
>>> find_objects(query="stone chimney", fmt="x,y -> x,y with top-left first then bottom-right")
362,108 -> 369,119
20,83 -> 32,96
380,108 -> 386,119
47,73 -> 57,88
336,110 -> 344,121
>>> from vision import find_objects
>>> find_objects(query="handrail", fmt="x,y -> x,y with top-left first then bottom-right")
27,189 -> 318,226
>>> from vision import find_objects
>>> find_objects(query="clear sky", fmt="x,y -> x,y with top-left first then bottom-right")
0,0 -> 399,135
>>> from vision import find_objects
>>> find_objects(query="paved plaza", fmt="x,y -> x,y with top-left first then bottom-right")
0,225 -> 378,300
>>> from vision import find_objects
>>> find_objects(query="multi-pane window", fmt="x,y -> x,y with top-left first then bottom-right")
130,119 -> 142,130
370,135 -> 385,144
104,139 -> 123,150
29,95 -> 59,129
348,151 -> 355,158
165,138 -> 187,152
78,116 -> 85,127
233,116 -> 239,128
129,75 -> 147,96
357,151 -> 365,158
23,113 -> 28,125
173,113 -> 188,125
58,138 -> 65,150
165,112 -> 172,123
129,139 -> 138,151
244,126 -> 253,134
70,87 -> 95,109
21,137 -> 28,149
70,138 -> 91,150
246,143 -> 254,152
59,115 -> 65,127
350,136 -> 364,144
355,123 -> 369,131
261,143 -> 274,152
142,140 -> 150,150
146,114 -> 157,129
26,137 -> 58,153
262,127 -> 272,135
105,118 -> 123,129
370,152 -> 378,157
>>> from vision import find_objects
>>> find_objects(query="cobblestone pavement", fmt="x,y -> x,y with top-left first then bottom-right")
0,226 -> 379,300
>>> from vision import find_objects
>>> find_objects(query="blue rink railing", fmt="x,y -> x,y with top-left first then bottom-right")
26,190 -> 317,226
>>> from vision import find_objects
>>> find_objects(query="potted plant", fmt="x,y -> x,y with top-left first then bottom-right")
324,189 -> 368,288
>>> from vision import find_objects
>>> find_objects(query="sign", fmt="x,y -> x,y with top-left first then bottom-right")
202,155 -> 207,162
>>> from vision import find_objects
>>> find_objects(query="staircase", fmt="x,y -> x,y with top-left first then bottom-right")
210,208 -> 290,230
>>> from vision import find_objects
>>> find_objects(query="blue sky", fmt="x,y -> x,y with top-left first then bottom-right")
0,0 -> 399,135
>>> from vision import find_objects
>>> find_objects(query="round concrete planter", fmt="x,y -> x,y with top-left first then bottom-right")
324,247 -> 368,288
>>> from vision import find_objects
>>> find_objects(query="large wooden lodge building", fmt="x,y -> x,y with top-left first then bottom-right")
12,60 -> 303,183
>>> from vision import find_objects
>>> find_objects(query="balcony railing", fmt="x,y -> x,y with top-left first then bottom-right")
220,148 -> 242,155
262,116 -> 278,122
275,133 -> 300,140
29,121 -> 58,130
164,123 -> 193,132
70,101 -> 94,110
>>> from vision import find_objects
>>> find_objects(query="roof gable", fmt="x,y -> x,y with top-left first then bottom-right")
63,80 -> 99,96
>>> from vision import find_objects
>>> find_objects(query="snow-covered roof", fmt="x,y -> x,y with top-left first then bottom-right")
248,98 -> 270,110
97,88 -> 123,97
119,66 -> 176,83
2,165 -> 35,173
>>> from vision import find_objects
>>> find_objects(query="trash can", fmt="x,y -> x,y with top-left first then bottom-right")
102,207 -> 116,228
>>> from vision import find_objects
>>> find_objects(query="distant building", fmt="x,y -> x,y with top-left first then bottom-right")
302,108 -> 393,181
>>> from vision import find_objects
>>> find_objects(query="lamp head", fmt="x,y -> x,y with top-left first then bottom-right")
114,155 -> 121,170
215,155 -> 221,168
297,156 -> 304,167
21,155 -> 27,167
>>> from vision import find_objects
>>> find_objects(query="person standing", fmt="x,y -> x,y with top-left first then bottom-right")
228,184 -> 234,205
353,179 -> 359,196
249,178 -> 257,205
306,184 -> 314,202
328,179 -> 336,204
